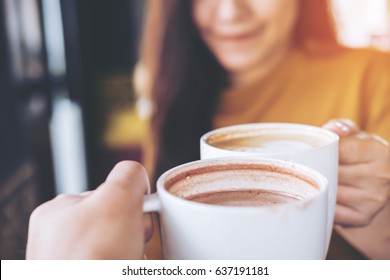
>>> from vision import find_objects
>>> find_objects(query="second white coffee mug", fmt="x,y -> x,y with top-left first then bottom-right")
200,123 -> 339,251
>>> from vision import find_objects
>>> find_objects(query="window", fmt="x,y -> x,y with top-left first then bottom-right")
332,0 -> 390,50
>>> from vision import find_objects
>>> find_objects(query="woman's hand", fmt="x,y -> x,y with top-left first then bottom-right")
323,119 -> 390,227
26,161 -> 153,259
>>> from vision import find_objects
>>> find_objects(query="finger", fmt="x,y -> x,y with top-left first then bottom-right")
336,182 -> 388,223
91,161 -> 151,213
339,160 -> 390,187
322,118 -> 360,138
338,164 -> 371,185
144,213 -> 154,242
336,183 -> 368,209
338,167 -> 389,207
335,184 -> 377,227
338,134 -> 386,164
78,190 -> 94,197
371,134 -> 389,146
105,161 -> 150,195
334,204 -> 368,226
54,193 -> 81,200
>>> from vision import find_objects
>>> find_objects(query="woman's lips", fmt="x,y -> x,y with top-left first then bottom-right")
216,27 -> 265,44
220,34 -> 253,42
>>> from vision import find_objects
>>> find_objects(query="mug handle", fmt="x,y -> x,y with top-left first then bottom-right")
143,193 -> 161,213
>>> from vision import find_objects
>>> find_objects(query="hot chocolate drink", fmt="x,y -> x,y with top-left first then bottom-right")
165,160 -> 319,209
186,189 -> 302,206
206,131 -> 327,153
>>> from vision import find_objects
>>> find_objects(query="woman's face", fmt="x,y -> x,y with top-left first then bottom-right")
192,0 -> 299,77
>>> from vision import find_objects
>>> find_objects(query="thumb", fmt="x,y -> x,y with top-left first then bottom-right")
95,161 -> 150,209
322,118 -> 360,138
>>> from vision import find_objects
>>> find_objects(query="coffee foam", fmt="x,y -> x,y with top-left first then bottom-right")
206,127 -> 330,154
231,140 -> 312,153
165,161 -> 320,206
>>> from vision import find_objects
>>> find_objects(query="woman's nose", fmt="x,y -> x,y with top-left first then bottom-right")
215,0 -> 248,22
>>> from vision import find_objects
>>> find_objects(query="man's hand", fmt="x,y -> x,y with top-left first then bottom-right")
26,161 -> 153,259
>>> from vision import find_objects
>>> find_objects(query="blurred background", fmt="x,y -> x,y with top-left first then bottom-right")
0,0 -> 389,259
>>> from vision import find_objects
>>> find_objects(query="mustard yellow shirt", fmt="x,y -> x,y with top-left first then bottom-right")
214,47 -> 390,142
212,46 -> 390,259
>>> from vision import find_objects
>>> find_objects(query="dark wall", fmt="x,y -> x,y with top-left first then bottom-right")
0,0 -> 144,258
0,0 -> 54,259
61,0 -> 144,188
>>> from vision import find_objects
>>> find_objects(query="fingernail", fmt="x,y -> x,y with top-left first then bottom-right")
372,134 -> 389,146
335,121 -> 349,132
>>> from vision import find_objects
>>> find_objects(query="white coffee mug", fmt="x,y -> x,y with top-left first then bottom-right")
200,123 -> 339,251
144,157 -> 328,259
